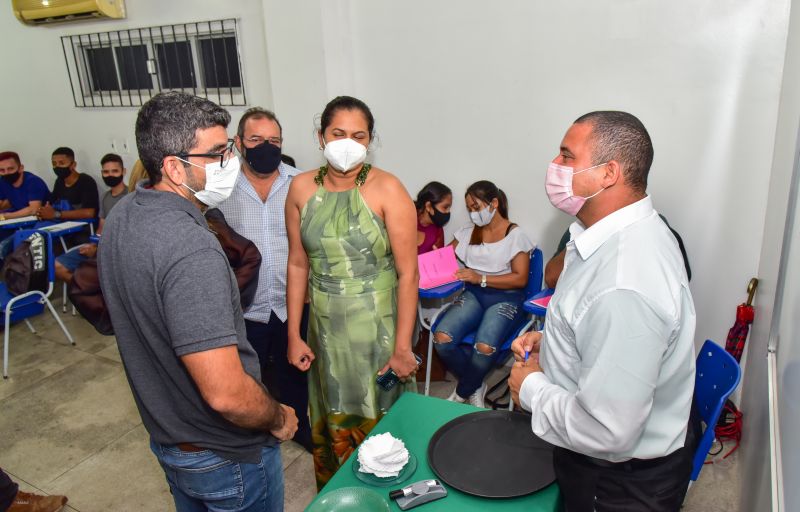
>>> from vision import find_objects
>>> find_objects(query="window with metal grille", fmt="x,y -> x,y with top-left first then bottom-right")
61,19 -> 246,108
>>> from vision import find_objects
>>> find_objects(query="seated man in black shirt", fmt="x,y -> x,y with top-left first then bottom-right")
36,147 -> 99,222
36,147 -> 99,279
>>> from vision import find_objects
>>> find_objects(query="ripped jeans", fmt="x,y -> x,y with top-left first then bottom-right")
434,285 -> 526,398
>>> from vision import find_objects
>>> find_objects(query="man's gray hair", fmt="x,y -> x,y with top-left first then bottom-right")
135,91 -> 231,185
237,107 -> 282,139
574,111 -> 653,194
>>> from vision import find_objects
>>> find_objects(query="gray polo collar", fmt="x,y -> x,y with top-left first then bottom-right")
134,182 -> 208,228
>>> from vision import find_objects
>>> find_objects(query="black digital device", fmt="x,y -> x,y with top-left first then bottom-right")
389,479 -> 447,510
376,354 -> 422,391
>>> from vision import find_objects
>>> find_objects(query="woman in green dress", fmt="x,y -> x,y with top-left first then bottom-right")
285,96 -> 419,488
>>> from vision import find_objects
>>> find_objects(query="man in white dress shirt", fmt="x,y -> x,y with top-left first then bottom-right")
509,111 -> 698,511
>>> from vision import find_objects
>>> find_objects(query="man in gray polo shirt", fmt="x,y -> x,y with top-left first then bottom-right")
99,91 -> 297,512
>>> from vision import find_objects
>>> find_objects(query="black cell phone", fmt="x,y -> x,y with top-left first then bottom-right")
376,354 -> 423,391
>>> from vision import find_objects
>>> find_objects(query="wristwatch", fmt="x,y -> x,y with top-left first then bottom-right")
480,274 -> 487,288
54,210 -> 62,220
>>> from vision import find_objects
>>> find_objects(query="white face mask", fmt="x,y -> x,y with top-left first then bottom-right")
177,155 -> 240,208
469,205 -> 496,227
323,138 -> 367,172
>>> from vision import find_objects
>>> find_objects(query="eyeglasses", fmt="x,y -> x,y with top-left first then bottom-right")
177,139 -> 236,167
243,136 -> 283,146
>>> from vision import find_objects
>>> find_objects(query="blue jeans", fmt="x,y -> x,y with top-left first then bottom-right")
56,245 -> 89,272
434,285 -> 526,398
150,440 -> 284,512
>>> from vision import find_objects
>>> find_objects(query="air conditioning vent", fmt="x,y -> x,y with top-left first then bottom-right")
13,0 -> 125,26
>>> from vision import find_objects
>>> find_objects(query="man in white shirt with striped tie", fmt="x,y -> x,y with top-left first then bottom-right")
509,111 -> 698,512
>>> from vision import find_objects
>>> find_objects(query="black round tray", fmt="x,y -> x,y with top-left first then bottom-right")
427,410 -> 555,498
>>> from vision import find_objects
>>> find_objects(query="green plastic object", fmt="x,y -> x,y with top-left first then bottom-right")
307,487 -> 390,512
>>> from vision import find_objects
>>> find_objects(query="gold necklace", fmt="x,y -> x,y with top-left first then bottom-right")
315,163 -> 372,186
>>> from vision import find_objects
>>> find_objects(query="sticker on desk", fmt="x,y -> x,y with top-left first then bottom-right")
39,221 -> 88,232
0,215 -> 38,227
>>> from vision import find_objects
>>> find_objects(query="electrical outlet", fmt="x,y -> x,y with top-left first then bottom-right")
122,140 -> 130,153
111,139 -> 117,151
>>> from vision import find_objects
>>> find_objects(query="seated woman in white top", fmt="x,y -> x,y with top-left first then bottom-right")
433,180 -> 534,407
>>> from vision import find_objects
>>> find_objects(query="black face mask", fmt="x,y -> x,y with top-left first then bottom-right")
430,207 -> 451,227
242,142 -> 282,175
53,166 -> 71,179
1,171 -> 19,184
102,175 -> 123,188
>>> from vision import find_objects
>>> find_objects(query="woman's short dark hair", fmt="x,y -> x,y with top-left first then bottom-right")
466,180 -> 510,245
414,181 -> 452,212
135,91 -> 230,185
319,96 -> 375,138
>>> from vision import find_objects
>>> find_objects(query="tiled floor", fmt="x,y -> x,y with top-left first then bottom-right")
0,303 -> 740,511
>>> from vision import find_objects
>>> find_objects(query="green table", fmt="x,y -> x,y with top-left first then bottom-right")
309,393 -> 562,511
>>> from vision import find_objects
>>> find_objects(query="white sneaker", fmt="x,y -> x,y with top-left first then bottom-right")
447,388 -> 466,403
467,382 -> 488,409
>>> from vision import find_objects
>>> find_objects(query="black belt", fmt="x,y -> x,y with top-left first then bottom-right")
576,448 -> 684,472
176,442 -> 206,452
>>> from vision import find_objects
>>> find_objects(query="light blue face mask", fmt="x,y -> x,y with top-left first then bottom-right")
470,205 -> 496,227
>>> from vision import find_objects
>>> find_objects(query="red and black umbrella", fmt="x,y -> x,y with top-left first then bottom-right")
725,278 -> 758,363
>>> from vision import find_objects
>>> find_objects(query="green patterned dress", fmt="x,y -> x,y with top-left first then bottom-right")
301,165 -> 416,488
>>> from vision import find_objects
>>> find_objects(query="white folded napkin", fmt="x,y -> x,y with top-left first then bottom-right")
357,432 -> 410,478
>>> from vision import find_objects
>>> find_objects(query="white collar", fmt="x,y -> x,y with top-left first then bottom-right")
570,195 -> 655,260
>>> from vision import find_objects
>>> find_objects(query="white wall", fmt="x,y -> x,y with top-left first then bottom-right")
2,0 -> 797,504
0,0 -> 274,185
0,0 -> 790,383
740,0 -> 800,508
0,0 -> 788,349
263,0 -> 790,351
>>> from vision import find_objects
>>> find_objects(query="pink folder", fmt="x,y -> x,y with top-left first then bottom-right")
418,246 -> 459,290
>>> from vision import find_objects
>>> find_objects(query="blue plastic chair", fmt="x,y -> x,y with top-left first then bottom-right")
418,280 -> 464,396
523,287 -> 555,319
39,217 -> 97,314
690,339 -> 742,481
433,248 -> 543,349
427,248 -> 544,401
1,229 -> 75,378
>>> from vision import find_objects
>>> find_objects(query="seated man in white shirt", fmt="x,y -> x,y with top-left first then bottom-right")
509,111 -> 698,512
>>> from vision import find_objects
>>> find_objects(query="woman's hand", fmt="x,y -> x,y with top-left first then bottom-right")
288,338 -> 315,371
380,349 -> 418,380
455,268 -> 481,285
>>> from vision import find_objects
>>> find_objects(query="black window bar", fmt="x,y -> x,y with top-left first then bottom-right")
61,18 -> 247,108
